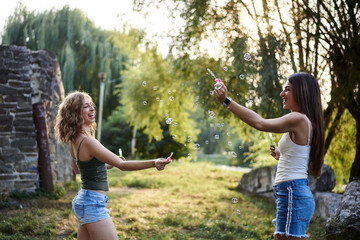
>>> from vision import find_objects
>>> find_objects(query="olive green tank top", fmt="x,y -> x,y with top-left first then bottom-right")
75,137 -> 109,191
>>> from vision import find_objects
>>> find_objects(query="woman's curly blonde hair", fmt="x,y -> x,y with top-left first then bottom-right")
55,91 -> 96,143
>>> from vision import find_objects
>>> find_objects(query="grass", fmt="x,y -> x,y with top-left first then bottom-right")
0,161 -> 326,239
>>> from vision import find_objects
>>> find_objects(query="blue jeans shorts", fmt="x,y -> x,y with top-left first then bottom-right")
273,179 -> 315,238
72,189 -> 110,225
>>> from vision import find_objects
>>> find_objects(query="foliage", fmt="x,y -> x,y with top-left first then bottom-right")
102,106 -> 190,159
325,109 -> 356,192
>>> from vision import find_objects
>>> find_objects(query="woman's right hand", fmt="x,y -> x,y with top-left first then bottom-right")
270,143 -> 280,160
154,158 -> 171,171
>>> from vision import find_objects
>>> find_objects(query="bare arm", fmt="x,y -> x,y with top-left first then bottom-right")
214,82 -> 305,133
82,137 -> 170,171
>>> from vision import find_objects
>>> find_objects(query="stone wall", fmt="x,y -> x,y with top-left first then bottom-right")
0,45 -> 72,193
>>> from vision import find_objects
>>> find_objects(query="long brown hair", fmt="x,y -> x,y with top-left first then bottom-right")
55,91 -> 97,143
288,72 -> 325,178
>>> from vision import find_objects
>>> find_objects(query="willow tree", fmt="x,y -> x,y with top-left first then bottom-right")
2,3 -> 125,119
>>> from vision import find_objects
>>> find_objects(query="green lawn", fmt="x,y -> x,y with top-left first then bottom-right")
0,161 -> 326,239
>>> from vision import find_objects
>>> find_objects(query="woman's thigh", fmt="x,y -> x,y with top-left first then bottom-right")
84,217 -> 118,240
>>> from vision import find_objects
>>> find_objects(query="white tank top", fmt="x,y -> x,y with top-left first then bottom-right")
274,117 -> 311,185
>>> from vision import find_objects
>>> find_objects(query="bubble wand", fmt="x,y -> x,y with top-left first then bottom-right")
207,68 -> 222,90
269,133 -> 274,147
167,152 -> 173,162
118,148 -> 123,158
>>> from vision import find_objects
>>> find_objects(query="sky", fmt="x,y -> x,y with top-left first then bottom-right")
0,0 -> 183,55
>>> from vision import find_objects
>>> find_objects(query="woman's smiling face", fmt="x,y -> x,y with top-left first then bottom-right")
280,80 -> 300,112
82,96 -> 96,126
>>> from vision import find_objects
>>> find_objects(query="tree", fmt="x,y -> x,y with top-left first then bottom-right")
297,0 -> 360,181
1,4 -> 125,119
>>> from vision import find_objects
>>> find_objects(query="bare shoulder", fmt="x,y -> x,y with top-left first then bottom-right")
82,136 -> 101,147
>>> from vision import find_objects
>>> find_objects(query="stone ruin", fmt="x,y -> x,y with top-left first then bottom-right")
0,45 -> 73,193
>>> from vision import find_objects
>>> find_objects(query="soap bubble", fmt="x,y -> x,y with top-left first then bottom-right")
239,146 -> 242,149
237,210 -> 241,215
142,81 -> 147,87
228,141 -> 233,147
172,134 -> 177,139
143,101 -> 147,105
232,198 -> 238,204
166,117 -> 173,124
215,135 -> 219,140
168,90 -> 172,95
239,74 -> 245,79
244,53 -> 252,61
214,82 -> 222,90
194,143 -> 200,151
217,123 -> 221,128
156,97 -> 160,101
169,96 -> 174,101
210,90 -> 214,95
231,152 -> 237,158
208,111 -> 216,118
205,140 -> 209,144
223,66 -> 228,71
172,121 -> 178,127
153,86 -> 157,91
187,153 -> 192,159
187,136 -> 192,143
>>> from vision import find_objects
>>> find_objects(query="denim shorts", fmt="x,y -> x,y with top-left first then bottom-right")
72,189 -> 110,225
273,179 -> 315,238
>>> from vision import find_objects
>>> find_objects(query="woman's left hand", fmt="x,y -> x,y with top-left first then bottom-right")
214,81 -> 228,104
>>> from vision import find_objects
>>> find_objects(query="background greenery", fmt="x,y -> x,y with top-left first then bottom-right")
1,0 -> 358,189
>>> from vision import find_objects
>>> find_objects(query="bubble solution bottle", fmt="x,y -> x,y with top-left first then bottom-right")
214,78 -> 222,90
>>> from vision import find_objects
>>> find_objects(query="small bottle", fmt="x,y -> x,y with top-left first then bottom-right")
214,78 -> 222,90
118,148 -> 123,158
167,152 -> 173,162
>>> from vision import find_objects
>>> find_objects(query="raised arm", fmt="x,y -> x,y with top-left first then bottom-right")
214,82 -> 306,134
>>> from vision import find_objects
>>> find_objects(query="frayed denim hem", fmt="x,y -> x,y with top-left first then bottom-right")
274,231 -> 309,238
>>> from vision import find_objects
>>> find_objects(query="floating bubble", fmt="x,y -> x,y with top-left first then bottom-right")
205,140 -> 209,144
172,121 -> 178,127
228,141 -> 233,147
166,117 -> 173,124
172,135 -> 177,139
153,86 -> 157,90
156,97 -> 160,101
194,143 -> 200,151
239,74 -> 245,79
244,53 -> 252,61
155,136 -> 159,140
227,132 -> 230,136
142,81 -> 147,87
168,90 -> 172,95
222,122 -> 225,127
210,90 -> 214,95
143,101 -> 147,105
217,123 -> 221,128
215,135 -> 219,140
232,197 -> 238,204
169,96 -> 174,101
223,67 -> 228,71
239,146 -> 242,149
231,152 -> 237,158
214,82 -> 222,90
237,210 -> 241,215
208,110 -> 216,118
187,153 -> 192,159
187,136 -> 192,143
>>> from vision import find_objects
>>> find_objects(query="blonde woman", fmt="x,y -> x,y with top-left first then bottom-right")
55,91 -> 170,240
214,72 -> 324,239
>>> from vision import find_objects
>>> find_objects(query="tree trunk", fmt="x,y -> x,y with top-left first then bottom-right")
349,120 -> 360,182
131,125 -> 137,159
